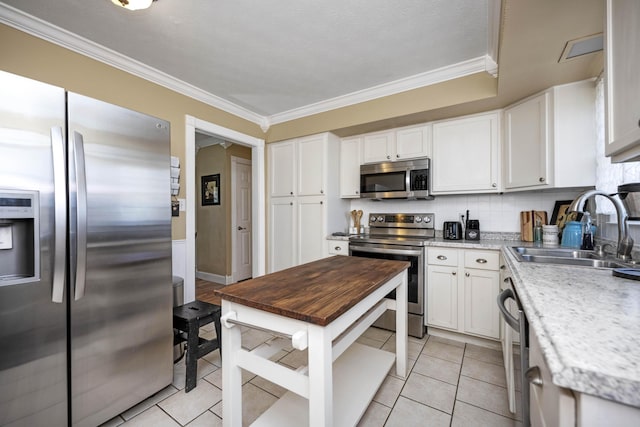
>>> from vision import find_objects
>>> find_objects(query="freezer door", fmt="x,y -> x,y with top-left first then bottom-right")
67,93 -> 173,427
0,72 -> 68,426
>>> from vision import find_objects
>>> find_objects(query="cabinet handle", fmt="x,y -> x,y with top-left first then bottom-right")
290,202 -> 293,206
526,366 -> 543,386
452,272 -> 456,276
539,177 -> 545,182
396,154 -> 400,158
476,258 -> 488,264
465,272 -> 470,277
492,183 -> 497,188
334,246 -> 341,251
320,189 -> 324,194
290,191 -> 294,195
355,190 -> 359,194
387,155 -> 391,160
320,201 -> 323,205
437,255 -> 447,260
500,265 -> 505,269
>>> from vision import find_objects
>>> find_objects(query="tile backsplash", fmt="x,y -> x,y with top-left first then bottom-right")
348,189 -> 582,234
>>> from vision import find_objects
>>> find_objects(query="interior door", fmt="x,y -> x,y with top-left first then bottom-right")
233,157 -> 252,282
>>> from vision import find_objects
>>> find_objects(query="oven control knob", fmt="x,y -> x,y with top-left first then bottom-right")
423,216 -> 432,223
377,216 -> 384,222
415,217 -> 422,223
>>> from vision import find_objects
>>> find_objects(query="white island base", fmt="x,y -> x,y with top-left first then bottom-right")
217,261 -> 408,427
252,342 -> 394,427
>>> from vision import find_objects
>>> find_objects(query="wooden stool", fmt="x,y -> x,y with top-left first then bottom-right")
173,300 -> 222,392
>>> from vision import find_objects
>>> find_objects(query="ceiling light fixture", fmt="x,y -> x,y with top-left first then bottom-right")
111,0 -> 155,11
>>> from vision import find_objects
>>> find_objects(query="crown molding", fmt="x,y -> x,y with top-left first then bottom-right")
267,55 -> 499,125
1,3 -> 499,133
0,3 -> 265,126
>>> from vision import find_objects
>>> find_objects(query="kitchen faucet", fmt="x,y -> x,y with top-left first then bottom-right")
568,190 -> 634,260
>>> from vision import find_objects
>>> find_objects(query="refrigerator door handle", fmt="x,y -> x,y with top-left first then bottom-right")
72,131 -> 88,301
51,126 -> 66,303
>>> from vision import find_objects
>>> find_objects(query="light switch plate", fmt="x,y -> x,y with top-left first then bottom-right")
0,225 -> 12,250
178,198 -> 186,211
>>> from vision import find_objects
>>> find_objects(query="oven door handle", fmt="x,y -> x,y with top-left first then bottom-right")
350,245 -> 423,257
497,288 -> 520,330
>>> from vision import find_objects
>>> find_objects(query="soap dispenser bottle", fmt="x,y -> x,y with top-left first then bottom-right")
581,212 -> 594,250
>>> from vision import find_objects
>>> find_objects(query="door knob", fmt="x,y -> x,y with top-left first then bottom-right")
237,226 -> 246,231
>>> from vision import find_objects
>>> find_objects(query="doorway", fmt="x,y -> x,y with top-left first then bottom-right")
184,116 -> 265,303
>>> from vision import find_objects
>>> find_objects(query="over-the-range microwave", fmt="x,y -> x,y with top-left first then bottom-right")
360,157 -> 433,200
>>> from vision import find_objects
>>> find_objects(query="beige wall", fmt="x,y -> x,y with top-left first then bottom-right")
196,144 -> 251,276
0,24 -> 263,240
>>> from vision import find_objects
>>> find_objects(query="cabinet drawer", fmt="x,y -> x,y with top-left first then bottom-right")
327,239 -> 349,256
427,248 -> 458,266
464,250 -> 499,270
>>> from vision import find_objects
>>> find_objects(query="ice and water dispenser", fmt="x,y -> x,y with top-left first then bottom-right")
0,190 -> 39,285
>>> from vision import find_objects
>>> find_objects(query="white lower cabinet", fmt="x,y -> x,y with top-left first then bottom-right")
529,327 -> 576,427
327,238 -> 348,256
427,246 -> 500,340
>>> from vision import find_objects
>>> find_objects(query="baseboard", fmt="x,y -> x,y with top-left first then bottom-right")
426,327 -> 501,351
196,270 -> 233,285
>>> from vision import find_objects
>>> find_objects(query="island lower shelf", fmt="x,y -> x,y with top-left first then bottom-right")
251,342 -> 394,427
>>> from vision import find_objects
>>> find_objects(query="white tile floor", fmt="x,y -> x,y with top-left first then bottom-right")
100,324 -> 522,427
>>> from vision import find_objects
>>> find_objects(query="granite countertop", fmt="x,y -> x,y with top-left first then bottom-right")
502,246 -> 640,407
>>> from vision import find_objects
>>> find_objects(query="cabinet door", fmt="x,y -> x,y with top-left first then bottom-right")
297,196 -> 326,264
362,131 -> 394,163
269,198 -> 296,272
269,140 -> 296,197
427,265 -> 458,330
396,125 -> 431,160
340,137 -> 362,198
464,269 -> 500,339
298,135 -> 325,196
605,0 -> 640,161
504,94 -> 549,189
432,112 -> 500,194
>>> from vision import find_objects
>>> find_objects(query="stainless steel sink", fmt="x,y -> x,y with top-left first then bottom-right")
509,246 -> 630,269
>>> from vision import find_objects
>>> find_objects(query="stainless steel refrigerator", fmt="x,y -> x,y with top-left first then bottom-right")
0,70 -> 173,427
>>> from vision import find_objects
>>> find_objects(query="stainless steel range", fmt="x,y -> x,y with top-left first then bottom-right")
349,213 -> 435,338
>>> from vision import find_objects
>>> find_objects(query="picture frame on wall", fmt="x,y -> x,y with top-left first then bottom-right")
201,174 -> 220,206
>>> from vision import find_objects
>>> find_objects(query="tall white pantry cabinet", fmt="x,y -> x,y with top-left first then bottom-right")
267,133 -> 348,273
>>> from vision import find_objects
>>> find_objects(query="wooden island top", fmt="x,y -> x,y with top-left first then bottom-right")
214,256 -> 409,326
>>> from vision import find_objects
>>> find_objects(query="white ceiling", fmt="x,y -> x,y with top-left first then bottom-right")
0,0 -> 497,127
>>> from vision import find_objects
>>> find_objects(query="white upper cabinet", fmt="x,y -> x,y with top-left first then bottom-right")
504,79 -> 596,191
339,136 -> 362,198
605,0 -> 640,162
268,140 -> 296,197
503,93 -> 549,189
432,111 -> 500,194
362,125 -> 430,164
297,134 -> 326,196
362,130 -> 395,163
396,124 -> 432,160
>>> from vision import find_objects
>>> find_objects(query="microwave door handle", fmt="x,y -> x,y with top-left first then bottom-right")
51,127 -> 66,304
71,131 -> 88,301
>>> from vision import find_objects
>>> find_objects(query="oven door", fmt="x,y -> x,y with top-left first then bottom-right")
349,243 -> 423,315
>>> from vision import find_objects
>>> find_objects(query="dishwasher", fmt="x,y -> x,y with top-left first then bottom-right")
498,274 -> 530,427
